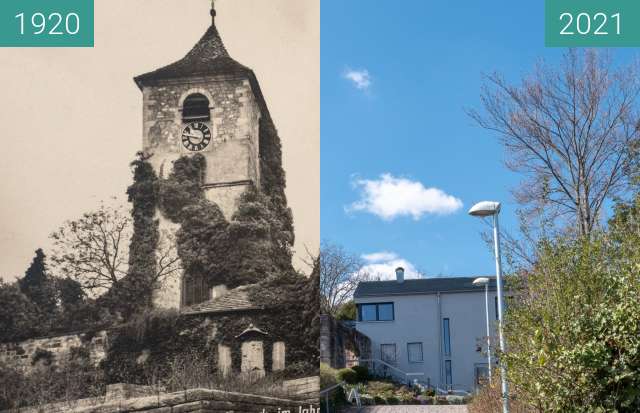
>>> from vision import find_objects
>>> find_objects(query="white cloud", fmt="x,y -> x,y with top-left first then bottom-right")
361,251 -> 398,263
360,251 -> 422,280
347,174 -> 463,220
344,68 -> 371,90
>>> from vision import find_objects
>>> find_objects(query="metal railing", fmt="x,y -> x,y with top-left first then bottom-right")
319,381 -> 345,413
358,358 -> 429,388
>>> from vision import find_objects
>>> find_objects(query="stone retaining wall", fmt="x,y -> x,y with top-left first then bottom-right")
0,331 -> 107,372
283,376 -> 320,397
1,387 -> 319,413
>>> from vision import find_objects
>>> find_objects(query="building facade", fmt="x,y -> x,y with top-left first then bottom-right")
354,270 -> 498,392
133,5 -> 285,310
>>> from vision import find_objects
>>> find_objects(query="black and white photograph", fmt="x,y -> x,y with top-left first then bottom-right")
0,1 -> 320,411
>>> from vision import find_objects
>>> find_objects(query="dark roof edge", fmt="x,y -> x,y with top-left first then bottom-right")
180,305 -> 269,316
354,287 -> 498,299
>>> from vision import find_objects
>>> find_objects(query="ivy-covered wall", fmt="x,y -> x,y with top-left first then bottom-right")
106,109 -> 318,381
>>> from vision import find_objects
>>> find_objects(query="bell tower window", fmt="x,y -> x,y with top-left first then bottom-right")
182,93 -> 211,122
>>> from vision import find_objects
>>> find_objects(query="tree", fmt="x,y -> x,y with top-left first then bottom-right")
57,277 -> 85,311
319,242 -> 369,316
50,203 -> 181,298
0,282 -> 41,342
335,301 -> 357,321
50,204 -> 131,295
18,249 -> 57,315
502,191 -> 640,412
469,50 -> 640,236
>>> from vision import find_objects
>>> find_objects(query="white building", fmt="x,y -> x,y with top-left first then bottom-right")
354,268 -> 498,392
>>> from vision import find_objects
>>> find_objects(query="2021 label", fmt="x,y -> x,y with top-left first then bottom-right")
559,12 -> 620,36
545,0 -> 640,47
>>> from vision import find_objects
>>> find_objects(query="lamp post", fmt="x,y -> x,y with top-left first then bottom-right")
469,201 -> 509,413
473,276 -> 492,384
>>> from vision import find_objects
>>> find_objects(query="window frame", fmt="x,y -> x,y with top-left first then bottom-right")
443,318 -> 451,356
357,302 -> 395,322
445,360 -> 453,386
380,343 -> 397,364
407,342 -> 424,363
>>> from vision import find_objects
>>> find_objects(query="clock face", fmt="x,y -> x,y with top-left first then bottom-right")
181,122 -> 212,151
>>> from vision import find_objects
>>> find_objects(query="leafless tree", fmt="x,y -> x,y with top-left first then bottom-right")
318,241 -> 369,316
50,203 -> 181,297
469,50 -> 640,236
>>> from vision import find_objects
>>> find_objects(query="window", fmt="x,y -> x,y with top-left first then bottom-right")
182,93 -> 211,121
380,344 -> 396,364
378,303 -> 394,321
445,360 -> 453,386
407,342 -> 423,363
360,304 -> 377,321
183,274 -> 208,307
357,302 -> 394,321
475,364 -> 489,385
443,318 -> 451,356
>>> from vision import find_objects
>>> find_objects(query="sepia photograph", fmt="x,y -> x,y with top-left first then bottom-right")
0,1 -> 319,411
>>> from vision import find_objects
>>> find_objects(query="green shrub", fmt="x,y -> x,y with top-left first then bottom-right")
366,380 -> 395,394
373,395 -> 385,404
387,396 -> 399,404
336,367 -> 358,384
320,363 -> 338,389
446,395 -> 466,405
0,362 -> 105,410
422,388 -> 436,397
360,394 -> 375,405
396,387 -> 416,404
351,364 -> 369,382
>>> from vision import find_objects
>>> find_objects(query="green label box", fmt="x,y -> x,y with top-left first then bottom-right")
0,0 -> 94,47
546,0 -> 640,47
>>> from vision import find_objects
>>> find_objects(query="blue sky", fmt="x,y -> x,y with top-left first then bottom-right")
321,0 -> 639,279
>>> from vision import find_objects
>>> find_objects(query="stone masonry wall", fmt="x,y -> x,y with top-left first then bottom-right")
0,331 -> 107,373
142,75 -> 261,219
142,75 -> 262,310
0,387 -> 319,413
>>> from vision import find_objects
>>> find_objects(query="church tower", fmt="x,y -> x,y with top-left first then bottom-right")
134,4 -> 285,309
134,5 -> 266,219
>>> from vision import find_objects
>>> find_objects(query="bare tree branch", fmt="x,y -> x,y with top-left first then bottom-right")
317,241 -> 369,316
49,203 -> 182,298
468,50 -> 640,237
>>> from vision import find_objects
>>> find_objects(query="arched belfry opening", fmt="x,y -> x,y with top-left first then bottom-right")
182,93 -> 211,122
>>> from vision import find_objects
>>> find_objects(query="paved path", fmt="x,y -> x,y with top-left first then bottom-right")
341,406 -> 468,413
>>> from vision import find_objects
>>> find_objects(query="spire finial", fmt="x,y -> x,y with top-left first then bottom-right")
210,0 -> 217,25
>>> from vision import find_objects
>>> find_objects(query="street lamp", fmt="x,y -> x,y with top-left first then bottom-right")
472,276 -> 492,384
469,201 -> 509,413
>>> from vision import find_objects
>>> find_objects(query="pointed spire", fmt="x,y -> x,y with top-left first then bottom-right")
210,0 -> 217,25
134,0 -> 251,89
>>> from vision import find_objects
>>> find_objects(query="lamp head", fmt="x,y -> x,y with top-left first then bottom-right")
468,201 -> 501,217
472,277 -> 490,285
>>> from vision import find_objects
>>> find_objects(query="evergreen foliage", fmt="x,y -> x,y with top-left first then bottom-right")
57,278 -> 85,311
18,249 -> 57,315
336,301 -> 357,321
0,282 -> 41,342
120,152 -> 161,314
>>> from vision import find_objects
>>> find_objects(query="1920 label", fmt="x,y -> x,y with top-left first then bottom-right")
0,0 -> 93,47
